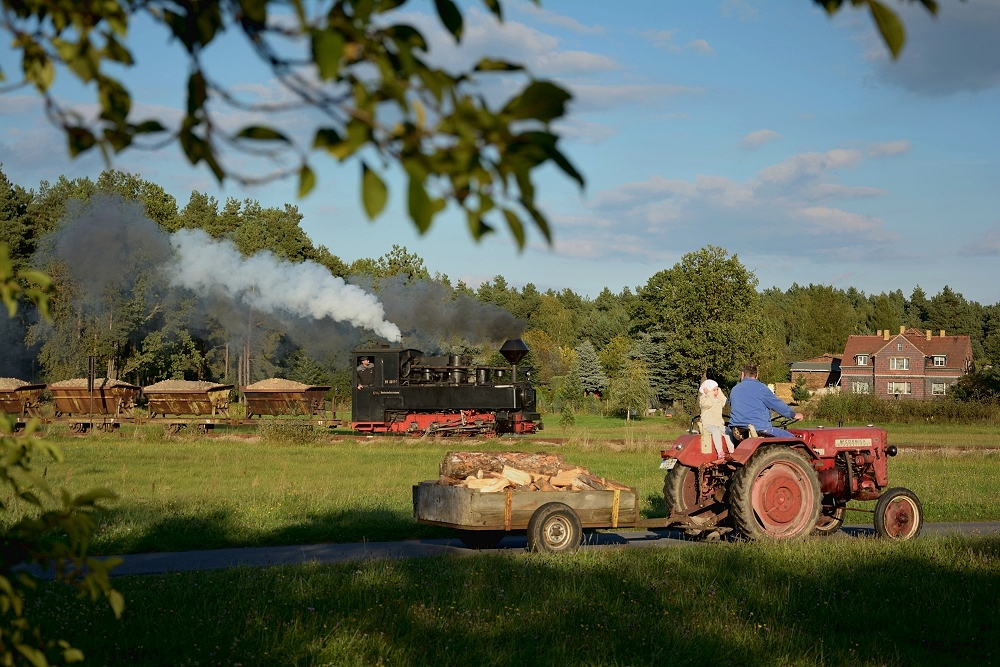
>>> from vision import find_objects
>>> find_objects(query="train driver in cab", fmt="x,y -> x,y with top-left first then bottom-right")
356,357 -> 375,390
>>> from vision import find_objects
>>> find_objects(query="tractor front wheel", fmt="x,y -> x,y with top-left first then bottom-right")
663,465 -> 698,516
812,501 -> 846,537
730,445 -> 821,540
874,488 -> 923,540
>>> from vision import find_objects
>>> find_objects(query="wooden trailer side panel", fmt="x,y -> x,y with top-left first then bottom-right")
413,481 -> 639,530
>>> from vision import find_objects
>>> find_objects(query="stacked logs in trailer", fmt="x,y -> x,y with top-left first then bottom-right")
435,451 -> 631,493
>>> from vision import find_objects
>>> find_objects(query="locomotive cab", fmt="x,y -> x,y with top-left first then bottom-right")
350,340 -> 541,436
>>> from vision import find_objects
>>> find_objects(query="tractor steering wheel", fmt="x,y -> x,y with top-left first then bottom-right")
771,414 -> 800,429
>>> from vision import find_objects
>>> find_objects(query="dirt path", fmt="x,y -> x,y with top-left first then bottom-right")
107,521 -> 1000,577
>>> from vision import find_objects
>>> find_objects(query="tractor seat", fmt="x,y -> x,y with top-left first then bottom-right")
729,424 -> 766,443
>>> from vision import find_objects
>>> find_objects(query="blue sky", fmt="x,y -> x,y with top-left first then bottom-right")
2,0 -> 999,301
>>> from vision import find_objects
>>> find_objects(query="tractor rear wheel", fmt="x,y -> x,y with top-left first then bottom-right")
874,488 -> 923,540
730,445 -> 821,540
812,501 -> 846,537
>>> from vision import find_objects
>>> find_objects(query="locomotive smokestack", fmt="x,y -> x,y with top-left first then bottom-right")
500,339 -> 529,383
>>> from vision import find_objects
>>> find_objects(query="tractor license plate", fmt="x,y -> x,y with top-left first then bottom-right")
660,458 -> 677,470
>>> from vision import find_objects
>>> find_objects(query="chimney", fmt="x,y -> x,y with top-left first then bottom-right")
876,330 -> 882,337
899,325 -> 905,335
926,329 -> 931,341
940,329 -> 946,337
883,330 -> 890,341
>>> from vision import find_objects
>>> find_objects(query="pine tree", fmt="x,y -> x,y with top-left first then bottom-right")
575,340 -> 608,395
608,358 -> 654,421
559,363 -> 584,412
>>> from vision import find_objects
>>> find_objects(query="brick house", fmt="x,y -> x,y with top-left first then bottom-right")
840,327 -> 974,399
789,354 -> 842,391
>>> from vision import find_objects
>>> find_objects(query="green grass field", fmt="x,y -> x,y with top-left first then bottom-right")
13,417 -> 1000,556
31,535 -> 1000,666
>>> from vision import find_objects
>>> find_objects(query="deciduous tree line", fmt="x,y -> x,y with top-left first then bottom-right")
4,168 -> 999,411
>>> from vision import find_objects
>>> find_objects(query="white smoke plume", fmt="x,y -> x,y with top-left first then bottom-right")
167,229 -> 402,342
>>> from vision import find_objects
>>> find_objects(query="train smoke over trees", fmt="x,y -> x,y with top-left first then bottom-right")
168,229 -> 402,342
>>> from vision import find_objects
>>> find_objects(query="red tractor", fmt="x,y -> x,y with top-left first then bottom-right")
660,416 -> 923,540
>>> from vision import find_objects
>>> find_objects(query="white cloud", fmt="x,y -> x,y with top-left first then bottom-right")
868,140 -> 911,158
551,117 -> 617,145
512,0 -> 605,35
638,29 -> 681,52
0,95 -> 39,115
568,83 -> 703,111
959,222 -> 1000,256
548,147 -> 900,262
686,39 -> 714,55
532,50 -> 619,74
739,129 -> 781,150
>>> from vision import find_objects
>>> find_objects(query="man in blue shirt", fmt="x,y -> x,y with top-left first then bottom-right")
727,364 -> 803,439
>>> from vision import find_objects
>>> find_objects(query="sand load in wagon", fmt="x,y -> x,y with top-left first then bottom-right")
0,378 -> 47,418
143,380 -> 234,418
241,378 -> 332,418
413,451 -> 647,553
48,378 -> 140,417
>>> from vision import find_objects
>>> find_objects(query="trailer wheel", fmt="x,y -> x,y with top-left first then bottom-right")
874,488 -> 923,540
730,445 -> 821,540
527,503 -> 583,554
456,530 -> 505,550
812,501 -> 846,537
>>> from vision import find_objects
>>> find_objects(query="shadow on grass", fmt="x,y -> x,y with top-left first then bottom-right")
39,536 -> 1000,666
95,506 -> 451,556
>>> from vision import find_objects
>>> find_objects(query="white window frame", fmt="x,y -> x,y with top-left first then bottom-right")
897,343 -> 904,350
887,381 -> 911,395
851,381 -> 870,394
933,355 -> 946,367
855,354 -> 869,366
931,382 -> 946,396
889,357 -> 909,371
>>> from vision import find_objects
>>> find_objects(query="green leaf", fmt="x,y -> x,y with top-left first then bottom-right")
298,165 -> 316,197
108,589 -> 125,619
133,120 -> 166,133
102,32 -> 133,65
98,76 -> 131,124
327,118 -> 369,160
503,209 -> 525,248
481,0 -> 502,20
236,126 -> 290,142
239,0 -> 268,25
67,127 -> 96,157
868,0 -> 905,59
466,210 -> 494,240
407,175 -> 433,232
474,58 -> 523,72
506,80 -> 571,123
311,28 -> 345,80
62,648 -> 84,663
14,644 -> 49,667
187,71 -> 207,115
521,199 -> 551,243
434,0 -> 464,40
361,163 -> 388,219
313,128 -> 343,149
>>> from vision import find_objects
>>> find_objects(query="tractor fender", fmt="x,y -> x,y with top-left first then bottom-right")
731,437 -> 817,466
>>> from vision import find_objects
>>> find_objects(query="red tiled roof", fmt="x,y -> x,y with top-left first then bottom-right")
842,329 -> 973,364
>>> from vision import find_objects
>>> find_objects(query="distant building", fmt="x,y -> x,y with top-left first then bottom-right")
840,327 -> 974,399
789,354 -> 842,391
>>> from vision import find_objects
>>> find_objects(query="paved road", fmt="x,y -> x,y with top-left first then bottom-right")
107,521 -> 1000,577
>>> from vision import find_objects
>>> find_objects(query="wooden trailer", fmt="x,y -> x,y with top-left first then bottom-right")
413,481 -> 668,552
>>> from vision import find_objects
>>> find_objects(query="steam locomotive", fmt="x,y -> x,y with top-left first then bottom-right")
350,339 -> 542,436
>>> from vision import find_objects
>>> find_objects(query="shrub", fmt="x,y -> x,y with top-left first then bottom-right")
257,420 -> 321,444
813,392 -> 1000,424
791,375 -> 810,402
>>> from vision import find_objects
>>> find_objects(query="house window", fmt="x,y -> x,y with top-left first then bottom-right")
851,381 -> 870,394
887,382 -> 911,395
933,355 -> 946,367
932,382 -> 947,396
897,343 -> 904,350
889,357 -> 909,370
855,354 -> 869,366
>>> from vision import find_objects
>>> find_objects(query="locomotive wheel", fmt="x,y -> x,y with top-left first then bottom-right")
456,530 -> 506,550
812,501 -> 847,537
730,445 -> 821,540
163,423 -> 181,435
874,488 -> 923,540
68,423 -> 85,434
527,503 -> 583,554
